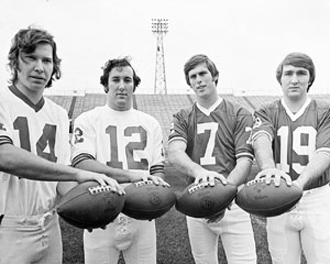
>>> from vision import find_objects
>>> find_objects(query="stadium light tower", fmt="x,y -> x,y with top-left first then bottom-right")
151,18 -> 168,94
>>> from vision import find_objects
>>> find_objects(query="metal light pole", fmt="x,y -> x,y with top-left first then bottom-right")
151,18 -> 168,94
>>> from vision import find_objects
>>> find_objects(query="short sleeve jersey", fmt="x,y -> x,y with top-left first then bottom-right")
0,86 -> 71,216
71,105 -> 165,176
168,99 -> 254,181
252,98 -> 330,189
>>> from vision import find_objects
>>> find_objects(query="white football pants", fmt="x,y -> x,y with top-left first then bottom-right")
0,211 -> 62,264
186,202 -> 257,264
267,184 -> 330,264
84,213 -> 156,264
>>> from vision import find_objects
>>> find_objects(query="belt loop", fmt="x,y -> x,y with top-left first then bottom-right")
0,214 -> 4,225
38,212 -> 53,231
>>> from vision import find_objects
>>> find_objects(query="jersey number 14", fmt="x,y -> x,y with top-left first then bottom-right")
14,116 -> 57,162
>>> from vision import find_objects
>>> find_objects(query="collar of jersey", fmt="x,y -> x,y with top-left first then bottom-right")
281,97 -> 311,122
105,105 -> 134,114
9,85 -> 45,112
196,97 -> 223,116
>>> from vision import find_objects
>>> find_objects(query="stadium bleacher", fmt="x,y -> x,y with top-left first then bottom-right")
47,93 -> 330,149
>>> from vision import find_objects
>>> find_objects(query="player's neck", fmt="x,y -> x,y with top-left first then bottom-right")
283,95 -> 308,113
197,94 -> 220,109
14,82 -> 44,105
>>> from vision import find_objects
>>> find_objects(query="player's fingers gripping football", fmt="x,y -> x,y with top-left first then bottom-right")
194,174 -> 210,186
105,177 -> 126,195
78,171 -> 125,195
215,173 -> 227,186
207,171 -> 227,186
194,171 -> 227,187
255,168 -> 292,187
146,175 -> 170,187
75,170 -> 108,185
255,168 -> 276,183
279,173 -> 292,187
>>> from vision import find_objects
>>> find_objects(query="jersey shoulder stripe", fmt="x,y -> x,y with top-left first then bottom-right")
0,136 -> 13,145
71,153 -> 96,167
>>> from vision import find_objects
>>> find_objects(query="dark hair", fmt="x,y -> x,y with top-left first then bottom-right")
100,57 -> 141,93
276,52 -> 315,92
7,26 -> 62,88
183,54 -> 219,86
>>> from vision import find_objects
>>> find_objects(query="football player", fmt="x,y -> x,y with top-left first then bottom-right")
71,57 -> 169,264
167,54 -> 257,264
0,26 -> 123,264
251,52 -> 330,263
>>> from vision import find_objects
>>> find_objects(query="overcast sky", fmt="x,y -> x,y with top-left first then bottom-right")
1,0 -> 330,95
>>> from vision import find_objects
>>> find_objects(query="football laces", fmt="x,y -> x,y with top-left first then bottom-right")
88,185 -> 114,194
246,178 -> 267,186
134,180 -> 154,187
187,183 -> 205,194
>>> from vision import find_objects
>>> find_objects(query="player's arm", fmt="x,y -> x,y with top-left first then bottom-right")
73,158 -> 148,183
167,140 -> 227,186
227,157 -> 252,186
297,107 -> 330,189
252,132 -> 291,186
148,170 -> 167,186
73,157 -> 168,186
148,120 -> 168,184
0,143 -> 124,193
253,132 -> 276,170
297,152 -> 330,189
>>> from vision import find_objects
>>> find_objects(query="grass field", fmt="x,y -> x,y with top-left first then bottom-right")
60,165 -> 307,264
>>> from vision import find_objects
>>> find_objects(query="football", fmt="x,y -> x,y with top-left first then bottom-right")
121,180 -> 176,220
235,178 -> 303,217
175,181 -> 238,218
57,181 -> 125,229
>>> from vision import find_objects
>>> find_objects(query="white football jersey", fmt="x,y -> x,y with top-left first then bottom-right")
71,105 -> 165,175
0,86 -> 71,216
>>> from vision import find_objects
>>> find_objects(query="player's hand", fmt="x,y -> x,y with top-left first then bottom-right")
205,200 -> 233,223
206,209 -> 226,223
142,175 -> 170,187
255,168 -> 292,187
194,170 -> 227,187
104,177 -> 125,195
76,170 -> 125,195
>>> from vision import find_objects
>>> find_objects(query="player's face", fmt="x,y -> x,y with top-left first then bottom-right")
281,65 -> 310,101
107,66 -> 134,111
15,43 -> 54,102
188,63 -> 218,100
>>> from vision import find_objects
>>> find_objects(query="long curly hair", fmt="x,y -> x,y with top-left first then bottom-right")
8,26 -> 62,88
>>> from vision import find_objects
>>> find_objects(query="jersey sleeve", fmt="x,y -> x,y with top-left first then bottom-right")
56,106 -> 71,166
71,112 -> 97,167
251,102 -> 277,143
168,108 -> 189,146
234,108 -> 254,161
316,102 -> 330,155
0,100 -> 14,145
149,119 -> 165,175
